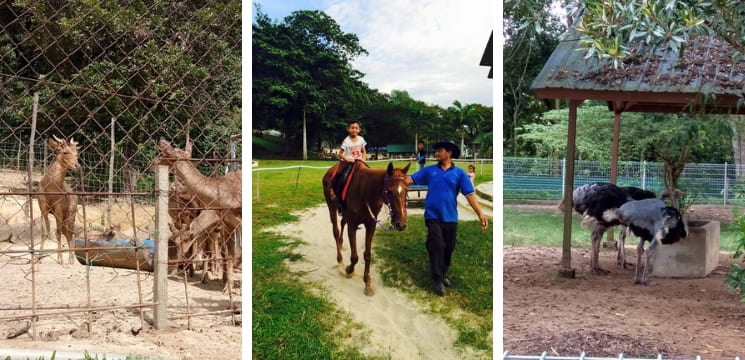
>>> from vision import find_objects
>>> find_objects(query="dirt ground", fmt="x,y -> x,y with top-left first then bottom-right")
503,203 -> 745,359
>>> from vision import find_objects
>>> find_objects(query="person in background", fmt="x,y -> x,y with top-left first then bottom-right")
467,164 -> 476,185
416,140 -> 426,170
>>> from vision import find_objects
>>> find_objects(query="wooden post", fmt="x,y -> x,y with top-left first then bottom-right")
28,92 -> 39,339
107,117 -> 115,227
559,99 -> 581,278
605,104 -> 623,249
153,165 -> 170,330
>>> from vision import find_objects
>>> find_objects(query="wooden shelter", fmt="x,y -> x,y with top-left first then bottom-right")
530,28 -> 745,273
480,31 -> 493,79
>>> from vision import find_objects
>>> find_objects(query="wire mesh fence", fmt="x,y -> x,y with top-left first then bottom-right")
0,0 -> 241,339
505,157 -> 744,205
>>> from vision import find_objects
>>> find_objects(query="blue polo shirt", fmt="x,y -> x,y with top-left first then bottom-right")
411,163 -> 474,222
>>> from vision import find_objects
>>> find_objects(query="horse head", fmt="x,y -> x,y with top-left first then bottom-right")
385,162 -> 413,231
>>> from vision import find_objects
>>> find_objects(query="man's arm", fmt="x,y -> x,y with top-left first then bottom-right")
465,193 -> 488,229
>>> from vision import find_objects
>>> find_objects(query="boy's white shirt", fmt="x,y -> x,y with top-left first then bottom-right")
341,135 -> 366,160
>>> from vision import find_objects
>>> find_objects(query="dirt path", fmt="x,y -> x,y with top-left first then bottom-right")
269,205 -> 483,360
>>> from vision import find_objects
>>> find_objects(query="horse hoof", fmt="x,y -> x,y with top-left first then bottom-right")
345,265 -> 355,276
364,288 -> 375,296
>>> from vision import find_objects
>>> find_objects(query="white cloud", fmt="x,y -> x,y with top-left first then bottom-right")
324,0 -> 493,108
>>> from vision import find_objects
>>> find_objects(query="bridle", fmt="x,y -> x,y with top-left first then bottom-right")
378,173 -> 409,231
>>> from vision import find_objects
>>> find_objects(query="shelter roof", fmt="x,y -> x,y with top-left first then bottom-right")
531,29 -> 745,114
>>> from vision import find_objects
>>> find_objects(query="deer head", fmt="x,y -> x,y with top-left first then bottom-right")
48,135 -> 80,171
156,139 -> 193,165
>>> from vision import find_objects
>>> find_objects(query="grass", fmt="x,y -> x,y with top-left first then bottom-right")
252,159 -> 493,359
375,217 -> 493,354
503,207 -> 742,251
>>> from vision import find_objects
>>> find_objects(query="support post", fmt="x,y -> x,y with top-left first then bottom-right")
108,117 -> 115,227
559,99 -> 581,278
153,165 -> 170,330
605,104 -> 623,249
724,162 -> 729,206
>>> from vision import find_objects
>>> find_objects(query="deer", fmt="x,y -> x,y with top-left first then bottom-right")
155,139 -> 241,293
38,136 -> 80,264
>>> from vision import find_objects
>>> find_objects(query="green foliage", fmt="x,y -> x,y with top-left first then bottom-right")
503,1 -> 564,157
725,206 -> 745,301
0,0 -> 240,180
519,105 -> 733,166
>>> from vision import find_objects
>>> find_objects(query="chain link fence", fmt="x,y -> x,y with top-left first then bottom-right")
505,157 -> 743,205
0,0 -> 241,340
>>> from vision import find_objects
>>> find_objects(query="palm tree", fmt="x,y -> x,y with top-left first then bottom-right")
447,100 -> 481,157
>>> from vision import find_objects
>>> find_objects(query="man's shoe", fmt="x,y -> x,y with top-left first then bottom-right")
443,276 -> 452,287
433,282 -> 445,296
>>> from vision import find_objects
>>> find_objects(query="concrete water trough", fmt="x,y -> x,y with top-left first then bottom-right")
74,238 -> 155,272
653,220 -> 720,278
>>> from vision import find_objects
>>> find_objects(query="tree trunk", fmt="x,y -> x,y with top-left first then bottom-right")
302,108 -> 307,161
730,115 -> 745,179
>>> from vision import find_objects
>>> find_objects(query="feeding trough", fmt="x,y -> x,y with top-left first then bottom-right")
74,238 -> 155,272
653,220 -> 720,278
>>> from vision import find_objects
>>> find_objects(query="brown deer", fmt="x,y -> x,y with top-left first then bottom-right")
38,136 -> 80,264
156,139 -> 241,293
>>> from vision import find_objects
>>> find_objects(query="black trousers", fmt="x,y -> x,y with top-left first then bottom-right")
425,219 -> 457,283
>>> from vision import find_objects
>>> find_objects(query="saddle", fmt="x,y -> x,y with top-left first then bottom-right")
330,160 -> 368,209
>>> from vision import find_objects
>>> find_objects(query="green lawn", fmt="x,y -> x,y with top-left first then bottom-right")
503,207 -> 742,251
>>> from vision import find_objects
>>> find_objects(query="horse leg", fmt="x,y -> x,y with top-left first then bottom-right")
326,197 -> 344,267
362,221 -> 376,296
345,221 -> 358,277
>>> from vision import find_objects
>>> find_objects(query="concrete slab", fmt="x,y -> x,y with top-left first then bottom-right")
652,220 -> 720,278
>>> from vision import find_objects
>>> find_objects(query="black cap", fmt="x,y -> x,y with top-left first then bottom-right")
432,140 -> 460,159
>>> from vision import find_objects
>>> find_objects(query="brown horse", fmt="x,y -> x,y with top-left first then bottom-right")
322,161 -> 412,296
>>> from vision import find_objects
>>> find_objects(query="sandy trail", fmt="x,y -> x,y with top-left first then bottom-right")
269,204 -> 483,360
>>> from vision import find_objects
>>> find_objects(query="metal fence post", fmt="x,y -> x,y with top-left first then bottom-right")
561,158 -> 566,196
724,162 -> 729,205
153,164 -> 170,330
641,160 -> 647,190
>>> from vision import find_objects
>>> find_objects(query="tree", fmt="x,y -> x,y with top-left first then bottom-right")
447,100 -> 481,156
520,105 -> 732,165
503,0 -> 564,156
252,8 -> 369,158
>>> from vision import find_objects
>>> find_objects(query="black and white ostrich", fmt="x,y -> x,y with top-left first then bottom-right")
570,182 -> 656,274
606,198 -> 688,284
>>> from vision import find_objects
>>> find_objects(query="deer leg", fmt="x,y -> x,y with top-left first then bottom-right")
222,231 -> 235,295
590,225 -> 609,274
345,222 -> 358,277
362,221 -> 376,296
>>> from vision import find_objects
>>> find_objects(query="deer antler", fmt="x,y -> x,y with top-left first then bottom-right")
52,134 -> 65,143
70,137 -> 78,146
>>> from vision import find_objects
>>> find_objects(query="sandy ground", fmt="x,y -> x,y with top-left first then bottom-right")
268,204 -> 487,360
0,169 -> 241,360
504,204 -> 745,359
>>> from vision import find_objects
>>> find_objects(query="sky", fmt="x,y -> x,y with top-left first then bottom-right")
251,0 -> 494,108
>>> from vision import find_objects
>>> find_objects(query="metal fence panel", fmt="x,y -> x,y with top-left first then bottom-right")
505,157 -> 745,205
